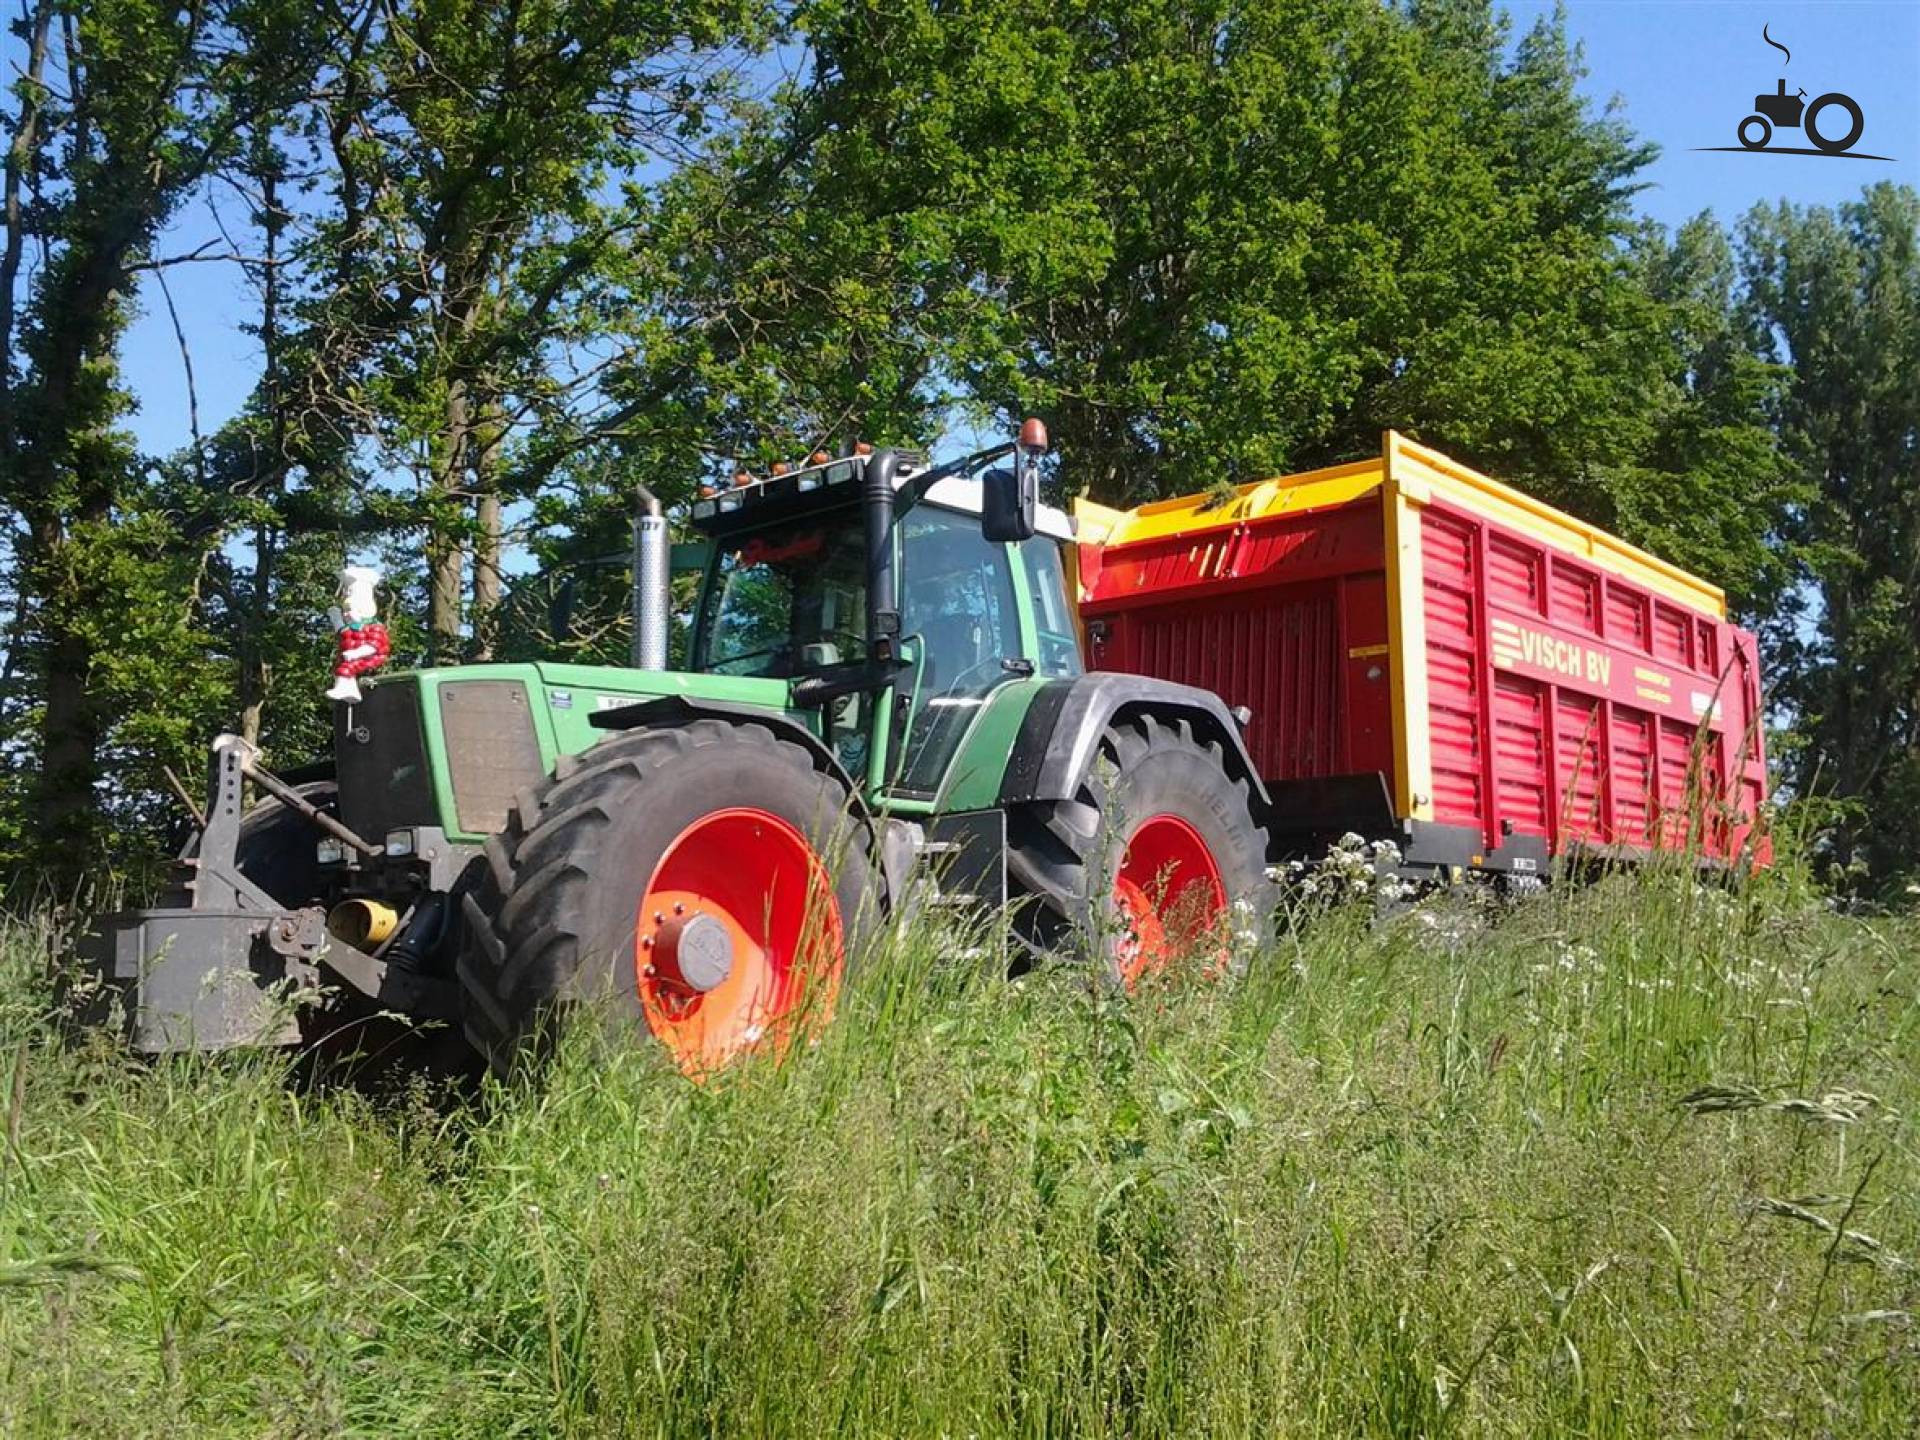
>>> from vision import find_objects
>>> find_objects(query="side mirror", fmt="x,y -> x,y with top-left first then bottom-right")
982,417 -> 1047,543
982,467 -> 1034,542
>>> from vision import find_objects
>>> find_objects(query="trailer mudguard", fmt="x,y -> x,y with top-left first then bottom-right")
996,673 -> 1272,815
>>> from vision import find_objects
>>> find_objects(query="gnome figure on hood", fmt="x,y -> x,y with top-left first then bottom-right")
328,564 -> 391,703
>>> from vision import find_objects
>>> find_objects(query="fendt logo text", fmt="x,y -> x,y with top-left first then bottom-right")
1695,24 -> 1893,162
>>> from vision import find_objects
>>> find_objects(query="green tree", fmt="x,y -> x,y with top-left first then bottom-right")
0,0 -> 776,877
1739,184 -> 1920,892
0,0 -> 325,878
284,0 -> 769,662
641,0 -> 1784,604
1564,215 -> 1801,621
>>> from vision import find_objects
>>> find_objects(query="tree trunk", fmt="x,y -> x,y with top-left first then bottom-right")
470,495 -> 503,660
427,376 -> 471,663
469,395 -> 505,660
17,209 -> 149,878
30,512 -> 107,871
238,149 -> 283,749
0,0 -> 54,457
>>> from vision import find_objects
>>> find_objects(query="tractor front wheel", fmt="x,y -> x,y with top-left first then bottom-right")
455,721 -> 876,1077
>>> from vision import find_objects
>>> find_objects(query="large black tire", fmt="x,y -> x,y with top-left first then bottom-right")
1005,714 -> 1272,980
455,720 -> 878,1075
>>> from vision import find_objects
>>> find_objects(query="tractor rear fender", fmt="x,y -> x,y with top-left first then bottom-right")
997,673 -> 1272,819
590,694 -> 892,899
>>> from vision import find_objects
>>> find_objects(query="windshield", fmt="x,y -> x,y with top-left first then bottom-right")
697,511 -> 867,676
694,503 -> 1061,796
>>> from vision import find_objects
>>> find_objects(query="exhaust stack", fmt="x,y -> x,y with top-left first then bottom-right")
631,483 -> 669,670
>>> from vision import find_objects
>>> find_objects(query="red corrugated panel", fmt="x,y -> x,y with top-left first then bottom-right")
1082,497 -> 1391,793
1656,717 -> 1701,846
1081,523 -> 1234,602
1476,516 -> 1766,862
1653,602 -> 1694,669
1554,692 -> 1607,843
1700,743 -> 1729,855
1493,673 -> 1550,836
1551,560 -> 1601,633
1488,534 -> 1545,615
1094,585 -> 1343,782
1080,498 -> 1384,613
1606,583 -> 1649,651
1610,707 -> 1656,843
1422,511 -> 1485,829
1234,504 -> 1380,580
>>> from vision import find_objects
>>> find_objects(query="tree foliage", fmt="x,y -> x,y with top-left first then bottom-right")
282,0 -> 769,661
0,0 -> 328,874
638,1 -> 1788,589
1740,185 -> 1920,893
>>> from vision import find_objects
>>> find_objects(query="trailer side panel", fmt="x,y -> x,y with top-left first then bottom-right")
1081,496 -> 1393,809
1077,432 -> 1770,872
1418,491 -> 1767,866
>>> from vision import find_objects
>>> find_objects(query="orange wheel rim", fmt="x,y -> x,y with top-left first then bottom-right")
634,808 -> 843,1076
1113,813 -> 1227,987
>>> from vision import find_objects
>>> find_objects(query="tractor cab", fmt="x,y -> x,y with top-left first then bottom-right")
684,440 -> 1079,798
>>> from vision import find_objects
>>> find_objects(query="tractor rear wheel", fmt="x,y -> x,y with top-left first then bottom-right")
1005,714 -> 1271,984
455,721 -> 877,1077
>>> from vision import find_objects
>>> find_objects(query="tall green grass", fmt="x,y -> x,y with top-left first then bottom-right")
2,863 -> 1916,1437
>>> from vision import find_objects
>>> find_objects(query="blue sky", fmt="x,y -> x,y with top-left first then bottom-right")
79,2 -> 1920,460
1504,1 -> 1918,228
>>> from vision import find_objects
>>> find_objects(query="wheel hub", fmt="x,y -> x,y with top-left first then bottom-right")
649,910 -> 735,993
633,806 -> 846,1076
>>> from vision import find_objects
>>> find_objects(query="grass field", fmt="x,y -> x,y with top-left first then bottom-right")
1,861 -> 1916,1437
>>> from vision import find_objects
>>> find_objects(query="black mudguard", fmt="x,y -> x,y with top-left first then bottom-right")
590,693 -> 895,899
998,672 -> 1272,817
592,694 -> 863,796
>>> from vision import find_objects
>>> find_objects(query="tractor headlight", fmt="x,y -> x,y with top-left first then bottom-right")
315,838 -> 346,865
384,828 -> 417,858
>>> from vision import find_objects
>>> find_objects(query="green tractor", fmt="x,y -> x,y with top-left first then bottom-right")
84,423 -> 1276,1074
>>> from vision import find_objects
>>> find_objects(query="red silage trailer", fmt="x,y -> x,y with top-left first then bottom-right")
1075,432 -> 1770,878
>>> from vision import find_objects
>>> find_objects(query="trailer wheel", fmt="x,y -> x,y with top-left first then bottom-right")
1006,715 -> 1271,984
455,721 -> 876,1077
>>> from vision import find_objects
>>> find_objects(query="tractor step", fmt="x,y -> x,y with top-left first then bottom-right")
911,811 -> 1007,912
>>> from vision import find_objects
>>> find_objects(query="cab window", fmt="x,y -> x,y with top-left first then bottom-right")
1021,538 -> 1083,678
698,515 -> 866,676
896,509 -> 1022,794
